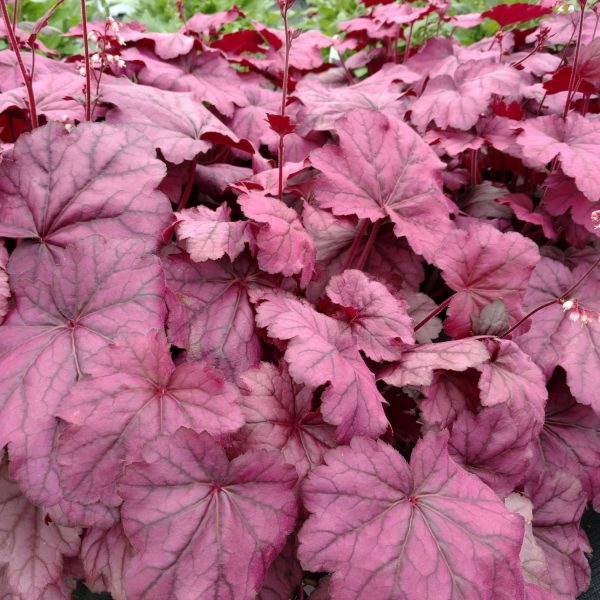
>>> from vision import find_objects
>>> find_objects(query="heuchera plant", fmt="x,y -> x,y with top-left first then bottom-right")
0,0 -> 599,597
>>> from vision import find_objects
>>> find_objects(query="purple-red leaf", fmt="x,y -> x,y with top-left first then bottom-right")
437,223 -> 539,338
119,428 -> 298,600
236,362 -> 336,477
56,331 -> 243,507
531,369 -> 600,507
311,109 -> 451,261
482,3 -> 552,27
255,292 -> 389,441
298,433 -> 525,599
0,122 -> 171,275
326,270 -> 414,361
257,535 -> 303,600
121,48 -> 247,117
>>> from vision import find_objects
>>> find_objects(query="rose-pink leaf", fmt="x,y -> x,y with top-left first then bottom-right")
255,292 -> 389,441
525,471 -> 590,598
175,204 -> 248,263
310,109 -> 451,261
437,223 -> 540,338
238,191 -> 316,286
236,362 -> 336,478
81,524 -> 131,600
326,270 -> 414,361
516,114 -> 600,202
476,339 -> 547,431
449,405 -> 534,496
56,331 -> 243,507
119,428 -> 298,600
0,122 -> 171,276
0,461 -> 80,599
103,82 -> 253,164
516,258 -> 600,410
164,254 -> 267,379
0,237 -> 164,526
298,433 -> 525,599
379,339 -> 489,387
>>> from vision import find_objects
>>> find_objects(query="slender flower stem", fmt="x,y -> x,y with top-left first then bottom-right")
414,294 -> 454,332
276,8 -> 293,202
80,0 -> 92,121
0,0 -> 38,128
11,0 -> 17,29
502,255 -> 600,338
341,219 -> 369,272
177,156 -> 199,212
355,220 -> 381,271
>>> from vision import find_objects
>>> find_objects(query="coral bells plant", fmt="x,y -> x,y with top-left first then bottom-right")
1,0 -> 600,598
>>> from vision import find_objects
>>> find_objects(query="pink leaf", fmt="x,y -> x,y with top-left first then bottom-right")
175,204 -> 248,263
525,471 -> 591,598
476,339 -> 547,431
421,369 -> 481,428
0,240 -> 9,323
531,369 -> 600,507
103,82 -> 253,164
258,535 -> 303,600
379,339 -> 489,386
516,114 -> 600,202
294,76 -> 405,136
0,122 -> 171,276
81,524 -> 131,600
311,109 -> 451,261
164,254 -> 269,379
236,362 -> 336,478
255,292 -> 389,441
410,61 -> 523,131
0,73 -> 86,122
121,47 -> 247,118
0,237 -> 164,525
449,405 -> 534,496
516,257 -> 600,410
119,428 -> 298,599
437,223 -> 539,338
0,461 -> 80,599
504,494 -> 552,592
298,433 -> 525,599
185,6 -> 244,36
56,331 -> 243,507
238,191 -> 316,286
326,270 -> 414,361
227,85 -> 281,149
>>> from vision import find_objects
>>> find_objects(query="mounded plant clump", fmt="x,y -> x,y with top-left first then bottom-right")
0,0 -> 599,598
